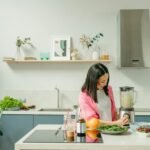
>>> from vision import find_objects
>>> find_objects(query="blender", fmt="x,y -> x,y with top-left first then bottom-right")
119,86 -> 135,124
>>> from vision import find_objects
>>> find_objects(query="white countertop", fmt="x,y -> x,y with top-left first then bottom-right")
2,107 -> 150,115
1,109 -> 69,115
15,124 -> 150,150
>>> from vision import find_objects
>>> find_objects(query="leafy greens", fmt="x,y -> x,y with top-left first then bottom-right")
0,96 -> 23,110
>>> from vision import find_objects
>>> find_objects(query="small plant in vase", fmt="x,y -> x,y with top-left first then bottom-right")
16,37 -> 33,60
80,33 -> 103,60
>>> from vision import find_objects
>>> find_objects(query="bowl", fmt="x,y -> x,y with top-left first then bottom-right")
136,125 -> 150,137
136,131 -> 150,137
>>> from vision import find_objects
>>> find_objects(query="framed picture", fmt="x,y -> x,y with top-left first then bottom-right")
51,35 -> 71,60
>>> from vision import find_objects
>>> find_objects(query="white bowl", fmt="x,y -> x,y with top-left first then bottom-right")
136,131 -> 150,137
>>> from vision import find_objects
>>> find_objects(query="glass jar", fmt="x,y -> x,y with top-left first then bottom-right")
100,50 -> 109,60
64,112 -> 75,142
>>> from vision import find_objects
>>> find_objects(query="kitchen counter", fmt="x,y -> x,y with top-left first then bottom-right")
2,107 -> 150,115
1,109 -> 70,115
15,124 -> 150,150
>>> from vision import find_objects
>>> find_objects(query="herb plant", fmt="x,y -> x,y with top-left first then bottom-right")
0,96 -> 23,110
16,37 -> 33,48
80,33 -> 103,49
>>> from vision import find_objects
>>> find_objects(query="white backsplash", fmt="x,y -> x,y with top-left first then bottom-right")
61,90 -> 80,109
1,90 -> 80,109
1,90 -> 57,109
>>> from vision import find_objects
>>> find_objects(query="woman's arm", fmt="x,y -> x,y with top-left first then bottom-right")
108,86 -> 118,121
79,92 -> 99,120
115,111 -> 119,120
100,116 -> 129,126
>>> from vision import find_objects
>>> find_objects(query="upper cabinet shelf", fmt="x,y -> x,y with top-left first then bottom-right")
3,59 -> 111,64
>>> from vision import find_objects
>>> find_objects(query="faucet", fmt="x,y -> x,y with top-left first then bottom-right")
73,105 -> 79,121
54,87 -> 60,109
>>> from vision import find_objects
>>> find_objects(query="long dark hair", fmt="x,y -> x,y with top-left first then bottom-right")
81,63 -> 109,103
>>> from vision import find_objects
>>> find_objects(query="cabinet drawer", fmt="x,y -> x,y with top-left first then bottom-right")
33,115 -> 64,126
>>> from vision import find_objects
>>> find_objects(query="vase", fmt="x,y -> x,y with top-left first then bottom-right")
81,47 -> 92,60
16,47 -> 22,60
92,50 -> 99,60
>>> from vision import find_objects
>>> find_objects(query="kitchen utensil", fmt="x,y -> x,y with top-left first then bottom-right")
119,86 -> 136,124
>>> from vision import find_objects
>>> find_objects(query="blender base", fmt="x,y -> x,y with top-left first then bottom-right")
119,107 -> 135,124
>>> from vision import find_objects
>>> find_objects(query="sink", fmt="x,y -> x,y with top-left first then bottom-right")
38,108 -> 72,112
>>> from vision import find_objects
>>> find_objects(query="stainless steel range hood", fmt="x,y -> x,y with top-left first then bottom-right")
118,9 -> 150,67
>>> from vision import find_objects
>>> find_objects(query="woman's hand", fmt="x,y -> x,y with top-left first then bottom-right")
99,116 -> 129,126
114,117 -> 129,126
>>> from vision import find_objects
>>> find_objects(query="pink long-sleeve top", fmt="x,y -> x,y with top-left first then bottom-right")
79,86 -> 117,121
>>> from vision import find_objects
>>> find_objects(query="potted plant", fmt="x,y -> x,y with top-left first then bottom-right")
80,33 -> 103,60
16,37 -> 33,60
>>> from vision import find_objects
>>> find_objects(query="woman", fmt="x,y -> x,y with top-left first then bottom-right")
79,63 -> 128,126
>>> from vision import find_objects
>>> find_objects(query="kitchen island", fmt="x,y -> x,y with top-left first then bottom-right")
15,124 -> 150,150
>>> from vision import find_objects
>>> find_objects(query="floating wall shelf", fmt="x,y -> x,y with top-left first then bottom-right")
3,59 -> 112,64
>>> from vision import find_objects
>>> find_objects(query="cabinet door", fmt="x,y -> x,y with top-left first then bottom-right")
0,114 -> 33,150
135,115 -> 150,122
33,115 -> 64,127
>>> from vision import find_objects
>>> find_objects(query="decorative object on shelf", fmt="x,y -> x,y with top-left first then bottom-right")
3,57 -> 15,61
51,35 -> 71,60
82,47 -> 93,60
100,50 -> 109,60
80,35 -> 91,49
71,48 -> 78,60
80,33 -> 103,49
40,52 -> 50,60
16,37 -> 34,60
80,33 -> 103,60
24,57 -> 37,60
92,50 -> 99,60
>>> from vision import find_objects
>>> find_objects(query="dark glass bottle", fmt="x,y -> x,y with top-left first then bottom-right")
76,135 -> 86,143
76,118 -> 86,136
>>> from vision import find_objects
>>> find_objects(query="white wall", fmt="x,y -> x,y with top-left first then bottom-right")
0,0 -> 150,109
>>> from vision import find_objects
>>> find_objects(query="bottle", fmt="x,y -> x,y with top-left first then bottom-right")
76,117 -> 86,136
64,111 -> 75,142
76,135 -> 86,143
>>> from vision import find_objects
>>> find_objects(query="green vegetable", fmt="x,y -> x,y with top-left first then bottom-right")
98,125 -> 127,132
0,96 -> 23,110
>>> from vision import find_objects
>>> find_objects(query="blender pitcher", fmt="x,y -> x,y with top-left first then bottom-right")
120,86 -> 135,109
